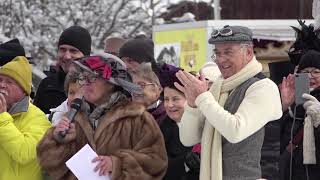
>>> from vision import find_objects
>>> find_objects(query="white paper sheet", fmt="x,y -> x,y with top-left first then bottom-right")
66,144 -> 111,180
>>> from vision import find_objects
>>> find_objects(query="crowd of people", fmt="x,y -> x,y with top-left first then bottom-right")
0,21 -> 319,180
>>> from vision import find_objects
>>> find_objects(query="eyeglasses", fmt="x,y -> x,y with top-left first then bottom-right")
78,74 -> 99,85
136,82 -> 156,89
300,69 -> 320,78
211,47 -> 244,61
211,26 -> 233,38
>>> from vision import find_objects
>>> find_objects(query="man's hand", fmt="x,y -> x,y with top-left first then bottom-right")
0,92 -> 7,113
175,70 -> 208,108
92,155 -> 113,176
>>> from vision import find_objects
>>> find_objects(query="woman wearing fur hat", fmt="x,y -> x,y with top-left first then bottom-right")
154,63 -> 200,180
280,50 -> 320,180
37,54 -> 168,180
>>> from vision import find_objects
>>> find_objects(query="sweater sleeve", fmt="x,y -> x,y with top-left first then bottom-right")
0,110 -> 51,165
110,112 -> 168,180
178,104 -> 205,146
195,79 -> 283,143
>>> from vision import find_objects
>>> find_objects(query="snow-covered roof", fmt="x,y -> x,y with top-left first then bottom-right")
153,19 -> 315,41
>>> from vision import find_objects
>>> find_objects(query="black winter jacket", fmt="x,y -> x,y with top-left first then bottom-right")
160,116 -> 199,180
280,89 -> 320,180
33,68 -> 67,114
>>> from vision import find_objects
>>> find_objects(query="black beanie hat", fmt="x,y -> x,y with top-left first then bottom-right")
0,38 -> 26,66
119,38 -> 154,63
297,50 -> 320,72
58,25 -> 91,55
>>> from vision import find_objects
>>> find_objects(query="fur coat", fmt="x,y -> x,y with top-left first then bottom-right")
37,100 -> 168,180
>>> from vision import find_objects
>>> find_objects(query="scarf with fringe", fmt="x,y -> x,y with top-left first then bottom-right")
200,57 -> 262,180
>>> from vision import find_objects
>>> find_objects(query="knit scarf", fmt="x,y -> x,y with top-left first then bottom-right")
303,102 -> 320,164
82,91 -> 128,130
200,57 -> 262,180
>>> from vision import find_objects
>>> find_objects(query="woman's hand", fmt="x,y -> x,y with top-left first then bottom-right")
92,155 -> 113,176
279,74 -> 295,111
53,117 -> 76,143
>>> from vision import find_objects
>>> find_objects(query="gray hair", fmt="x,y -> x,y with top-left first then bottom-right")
130,63 -> 161,87
240,41 -> 254,48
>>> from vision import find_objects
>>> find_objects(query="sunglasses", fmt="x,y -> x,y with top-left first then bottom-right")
211,26 -> 233,38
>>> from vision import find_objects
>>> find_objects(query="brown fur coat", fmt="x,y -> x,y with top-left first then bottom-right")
37,101 -> 168,180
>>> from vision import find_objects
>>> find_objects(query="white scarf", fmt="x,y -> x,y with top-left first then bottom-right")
200,57 -> 262,180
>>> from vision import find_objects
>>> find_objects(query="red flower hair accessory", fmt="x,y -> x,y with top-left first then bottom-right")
84,56 -> 112,80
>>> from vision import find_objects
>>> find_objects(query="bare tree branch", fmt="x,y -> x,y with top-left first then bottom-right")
0,0 -> 166,68
98,0 -> 129,48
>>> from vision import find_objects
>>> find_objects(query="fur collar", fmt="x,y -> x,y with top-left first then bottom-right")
75,100 -> 146,150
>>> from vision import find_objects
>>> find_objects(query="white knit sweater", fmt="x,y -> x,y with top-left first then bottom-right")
178,59 -> 283,180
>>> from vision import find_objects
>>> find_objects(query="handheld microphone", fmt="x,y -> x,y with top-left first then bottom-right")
58,98 -> 83,140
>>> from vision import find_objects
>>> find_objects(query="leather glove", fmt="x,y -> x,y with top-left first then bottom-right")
184,151 -> 200,172
303,93 -> 320,127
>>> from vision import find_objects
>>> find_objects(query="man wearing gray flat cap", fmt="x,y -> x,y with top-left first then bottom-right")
175,25 -> 283,180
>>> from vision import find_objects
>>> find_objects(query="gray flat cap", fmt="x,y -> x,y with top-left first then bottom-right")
208,25 -> 253,44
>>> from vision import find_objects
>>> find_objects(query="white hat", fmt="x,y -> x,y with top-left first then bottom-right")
199,62 -> 221,81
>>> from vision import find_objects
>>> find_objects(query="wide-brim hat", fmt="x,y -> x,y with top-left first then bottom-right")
73,53 -> 142,95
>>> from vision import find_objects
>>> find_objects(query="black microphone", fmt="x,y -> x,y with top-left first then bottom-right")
58,98 -> 83,140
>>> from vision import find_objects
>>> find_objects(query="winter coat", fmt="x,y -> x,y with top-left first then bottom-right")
33,68 -> 67,114
260,120 -> 281,180
37,100 -> 168,180
160,116 -> 199,180
280,89 -> 320,180
0,97 -> 51,180
148,101 -> 167,126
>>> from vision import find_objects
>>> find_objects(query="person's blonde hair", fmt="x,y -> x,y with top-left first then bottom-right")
64,72 -> 80,94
